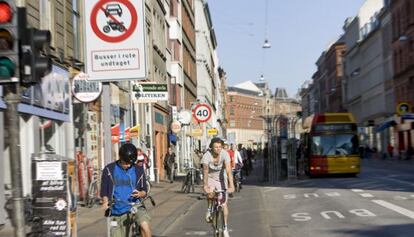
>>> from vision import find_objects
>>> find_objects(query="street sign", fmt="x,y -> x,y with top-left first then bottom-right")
84,0 -> 146,81
192,103 -> 212,123
132,83 -> 168,103
207,128 -> 218,136
171,120 -> 181,134
72,72 -> 102,103
191,128 -> 203,137
178,110 -> 192,124
396,102 -> 412,115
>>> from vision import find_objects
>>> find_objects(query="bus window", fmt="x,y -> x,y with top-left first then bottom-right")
311,135 -> 359,156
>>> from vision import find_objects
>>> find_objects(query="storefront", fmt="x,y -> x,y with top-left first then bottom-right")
1,65 -> 72,224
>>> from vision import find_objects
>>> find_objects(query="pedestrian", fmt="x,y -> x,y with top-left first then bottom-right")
406,146 -> 414,160
164,147 -> 176,183
387,143 -> 394,159
100,143 -> 152,237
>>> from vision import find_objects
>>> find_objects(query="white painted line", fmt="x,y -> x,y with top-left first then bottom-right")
185,229 -> 233,235
394,196 -> 408,200
360,193 -> 374,198
185,231 -> 208,235
372,200 -> 414,219
263,187 -> 280,193
351,189 -> 364,192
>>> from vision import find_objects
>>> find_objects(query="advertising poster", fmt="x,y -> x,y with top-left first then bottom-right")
31,153 -> 69,236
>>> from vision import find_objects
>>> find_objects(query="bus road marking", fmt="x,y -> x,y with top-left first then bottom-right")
351,189 -> 364,192
372,200 -> 414,219
360,193 -> 374,198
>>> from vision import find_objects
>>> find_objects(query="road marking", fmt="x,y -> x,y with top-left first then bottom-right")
325,192 -> 341,197
185,229 -> 233,235
351,189 -> 364,192
394,196 -> 408,200
372,200 -> 414,219
360,193 -> 374,198
263,187 -> 280,193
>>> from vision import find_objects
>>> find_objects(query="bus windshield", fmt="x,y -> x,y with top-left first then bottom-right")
311,134 -> 359,156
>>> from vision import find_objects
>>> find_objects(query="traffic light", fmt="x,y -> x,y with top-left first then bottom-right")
0,0 -> 18,83
21,27 -> 51,83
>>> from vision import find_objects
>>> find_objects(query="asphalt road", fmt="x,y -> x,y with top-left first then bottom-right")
163,158 -> 414,237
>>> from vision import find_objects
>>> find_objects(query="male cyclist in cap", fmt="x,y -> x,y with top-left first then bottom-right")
202,137 -> 234,237
101,143 -> 152,237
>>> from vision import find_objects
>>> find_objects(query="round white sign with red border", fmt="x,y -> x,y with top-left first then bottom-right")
72,73 -> 102,103
193,103 -> 212,123
90,0 -> 138,43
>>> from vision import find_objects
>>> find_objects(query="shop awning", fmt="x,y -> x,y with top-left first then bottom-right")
401,113 -> 414,120
375,120 -> 396,133
0,99 -> 5,109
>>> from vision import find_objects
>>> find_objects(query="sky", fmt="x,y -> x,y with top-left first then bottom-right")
208,0 -> 366,98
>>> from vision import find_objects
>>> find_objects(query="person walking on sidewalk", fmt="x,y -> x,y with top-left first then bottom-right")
100,143 -> 152,237
202,137 -> 234,237
164,147 -> 176,183
387,143 -> 394,159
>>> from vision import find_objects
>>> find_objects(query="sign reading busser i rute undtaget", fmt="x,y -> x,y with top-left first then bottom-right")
84,0 -> 146,81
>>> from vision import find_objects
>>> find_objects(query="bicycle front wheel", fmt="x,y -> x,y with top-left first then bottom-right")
213,208 -> 225,237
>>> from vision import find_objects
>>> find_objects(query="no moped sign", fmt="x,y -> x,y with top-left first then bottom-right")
84,0 -> 147,81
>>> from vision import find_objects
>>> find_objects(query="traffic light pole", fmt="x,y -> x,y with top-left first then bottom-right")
4,84 -> 26,237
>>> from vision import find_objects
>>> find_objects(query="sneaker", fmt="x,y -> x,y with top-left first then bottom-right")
205,211 -> 212,223
223,229 -> 230,237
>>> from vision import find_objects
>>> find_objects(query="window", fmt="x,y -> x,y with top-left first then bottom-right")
229,96 -> 233,102
229,107 -> 235,115
170,0 -> 178,17
229,120 -> 235,127
72,0 -> 81,60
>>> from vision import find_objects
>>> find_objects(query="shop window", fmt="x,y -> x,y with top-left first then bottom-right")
39,118 -> 57,153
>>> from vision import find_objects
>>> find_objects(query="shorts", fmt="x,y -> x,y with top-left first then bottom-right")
207,178 -> 228,205
109,207 -> 151,237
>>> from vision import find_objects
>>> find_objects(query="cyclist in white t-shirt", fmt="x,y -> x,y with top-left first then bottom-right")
201,137 -> 234,237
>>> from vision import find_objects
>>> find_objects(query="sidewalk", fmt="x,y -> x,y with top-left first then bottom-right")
0,178 -> 202,237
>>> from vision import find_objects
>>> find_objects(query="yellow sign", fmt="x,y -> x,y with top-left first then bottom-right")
129,124 -> 140,138
207,128 -> 218,136
396,102 -> 412,115
191,128 -> 203,137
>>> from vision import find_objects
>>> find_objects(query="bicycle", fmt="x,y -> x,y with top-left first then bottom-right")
181,167 -> 196,193
208,189 -> 226,237
146,174 -> 151,195
85,171 -> 101,208
233,169 -> 242,193
106,195 -> 156,237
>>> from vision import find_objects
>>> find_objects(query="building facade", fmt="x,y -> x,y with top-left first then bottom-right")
391,0 -> 414,151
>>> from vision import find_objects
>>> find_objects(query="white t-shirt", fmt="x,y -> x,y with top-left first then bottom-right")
201,149 -> 230,182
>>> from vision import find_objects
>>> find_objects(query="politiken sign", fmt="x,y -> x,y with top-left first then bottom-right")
84,0 -> 147,81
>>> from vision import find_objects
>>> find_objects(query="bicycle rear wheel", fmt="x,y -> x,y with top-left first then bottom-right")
86,181 -> 97,208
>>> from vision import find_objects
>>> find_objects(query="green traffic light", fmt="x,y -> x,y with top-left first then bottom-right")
0,56 -> 15,78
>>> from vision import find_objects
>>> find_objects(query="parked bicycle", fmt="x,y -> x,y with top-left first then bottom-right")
85,171 -> 101,208
105,195 -> 156,237
208,189 -> 227,237
181,166 -> 202,193
232,168 -> 242,193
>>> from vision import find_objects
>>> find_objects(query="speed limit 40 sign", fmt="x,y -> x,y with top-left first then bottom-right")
193,103 -> 212,123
